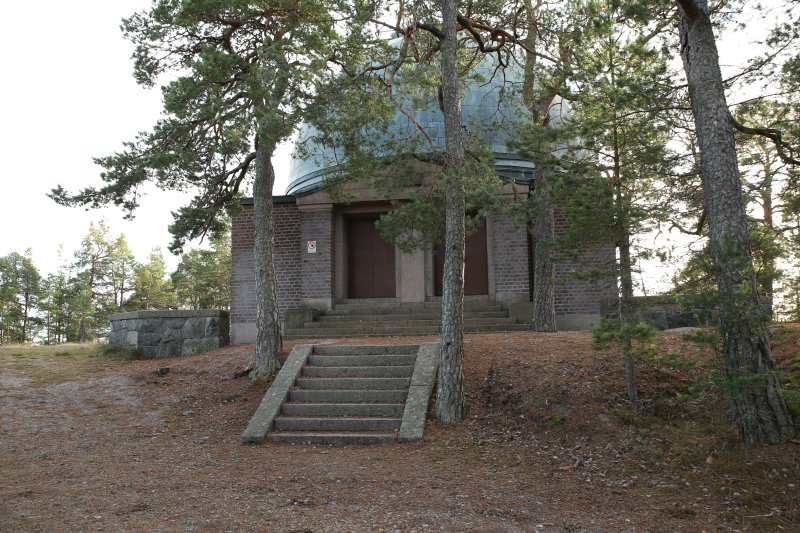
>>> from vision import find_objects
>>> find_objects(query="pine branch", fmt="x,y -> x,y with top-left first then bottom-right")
731,116 -> 800,166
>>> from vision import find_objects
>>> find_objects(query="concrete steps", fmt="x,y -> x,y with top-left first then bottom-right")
267,432 -> 398,445
243,343 -> 439,445
285,300 -> 527,339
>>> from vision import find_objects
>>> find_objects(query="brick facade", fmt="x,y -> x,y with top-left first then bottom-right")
231,206 -> 255,327
552,210 -> 616,316
231,195 -> 613,342
231,200 -> 301,342
275,204 -> 303,315
491,214 -> 530,306
299,207 -> 335,309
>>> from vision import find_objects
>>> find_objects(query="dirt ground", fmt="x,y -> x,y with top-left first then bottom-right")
2,327 -> 799,532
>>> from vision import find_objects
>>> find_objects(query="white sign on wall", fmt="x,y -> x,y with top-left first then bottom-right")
307,240 -> 317,254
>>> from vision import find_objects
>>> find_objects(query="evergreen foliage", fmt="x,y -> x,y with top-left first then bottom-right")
127,248 -> 175,311
172,232 -> 231,310
47,0 -> 378,374
0,250 -> 42,344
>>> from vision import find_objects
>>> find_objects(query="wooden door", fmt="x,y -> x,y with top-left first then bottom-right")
347,217 -> 396,298
434,221 -> 489,296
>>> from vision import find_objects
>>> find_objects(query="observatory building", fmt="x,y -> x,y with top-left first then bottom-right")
230,57 -> 613,342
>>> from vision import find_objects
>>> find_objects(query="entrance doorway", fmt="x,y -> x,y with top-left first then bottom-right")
434,221 -> 489,296
346,216 -> 396,298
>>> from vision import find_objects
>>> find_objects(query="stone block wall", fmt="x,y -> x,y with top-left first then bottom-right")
629,296 -> 705,330
109,310 -> 230,358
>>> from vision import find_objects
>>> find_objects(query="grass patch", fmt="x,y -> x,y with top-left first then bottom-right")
90,344 -> 137,361
0,343 -> 133,386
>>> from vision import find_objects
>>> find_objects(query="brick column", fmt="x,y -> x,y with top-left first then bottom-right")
300,204 -> 335,310
231,199 -> 302,343
231,206 -> 256,343
491,214 -> 531,307
552,210 -> 616,329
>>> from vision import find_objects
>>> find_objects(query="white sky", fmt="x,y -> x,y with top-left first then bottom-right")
0,1 -> 785,294
0,0 -> 292,276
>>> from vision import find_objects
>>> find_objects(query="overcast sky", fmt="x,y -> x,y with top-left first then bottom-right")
0,1 -> 782,292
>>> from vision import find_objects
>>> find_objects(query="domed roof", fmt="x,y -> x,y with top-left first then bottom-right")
286,52 -> 562,195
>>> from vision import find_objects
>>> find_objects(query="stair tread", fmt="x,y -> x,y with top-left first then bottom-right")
304,365 -> 414,369
283,401 -> 403,406
276,415 -> 402,420
268,431 -> 398,437
297,376 -> 409,380
289,387 -> 409,391
266,432 -> 399,444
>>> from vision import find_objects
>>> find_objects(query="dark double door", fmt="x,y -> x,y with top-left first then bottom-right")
347,215 -> 488,299
347,216 -> 396,299
434,222 -> 489,296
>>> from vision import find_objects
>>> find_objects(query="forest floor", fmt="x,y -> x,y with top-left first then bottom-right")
1,326 -> 799,532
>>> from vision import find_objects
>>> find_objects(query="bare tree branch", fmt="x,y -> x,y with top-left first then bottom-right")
731,116 -> 800,166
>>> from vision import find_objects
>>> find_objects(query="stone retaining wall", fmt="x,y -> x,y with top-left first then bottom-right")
602,296 -> 705,331
109,310 -> 230,359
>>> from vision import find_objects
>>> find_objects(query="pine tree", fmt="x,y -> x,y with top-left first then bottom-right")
40,264 -> 71,345
0,250 -> 42,343
529,0 -> 682,405
676,0 -> 796,444
128,248 -> 175,311
172,233 -> 231,310
50,0 -> 374,377
315,1 -> 531,423
71,221 -> 116,342
109,235 -> 138,310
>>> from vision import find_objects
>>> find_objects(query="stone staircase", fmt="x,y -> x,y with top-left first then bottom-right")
285,298 -> 528,338
242,344 -> 439,445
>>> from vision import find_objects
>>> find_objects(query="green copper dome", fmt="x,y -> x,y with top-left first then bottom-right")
286,52 -> 563,195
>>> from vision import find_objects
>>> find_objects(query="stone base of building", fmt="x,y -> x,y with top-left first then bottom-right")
230,305 -> 603,344
555,313 -> 602,331
231,322 -> 258,345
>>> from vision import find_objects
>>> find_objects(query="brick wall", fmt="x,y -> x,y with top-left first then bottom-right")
552,211 -> 616,315
275,204 -> 302,315
300,208 -> 335,307
231,201 -> 302,328
230,195 -> 614,336
491,214 -> 530,303
231,206 -> 255,326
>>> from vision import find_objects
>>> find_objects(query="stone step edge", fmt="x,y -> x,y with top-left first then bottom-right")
288,388 -> 410,394
274,416 -> 403,423
281,403 -> 405,416
266,432 -> 399,445
305,318 -> 517,327
242,344 -> 313,443
313,344 -> 419,355
285,325 -> 530,338
281,401 -> 405,411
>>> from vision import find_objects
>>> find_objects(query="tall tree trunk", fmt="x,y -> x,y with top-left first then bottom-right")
252,137 -> 282,378
612,115 -> 638,407
677,0 -> 795,445
522,0 -> 557,333
22,291 -> 29,343
435,0 -> 467,423
760,154 -> 775,306
618,225 -> 638,407
530,167 -> 557,332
